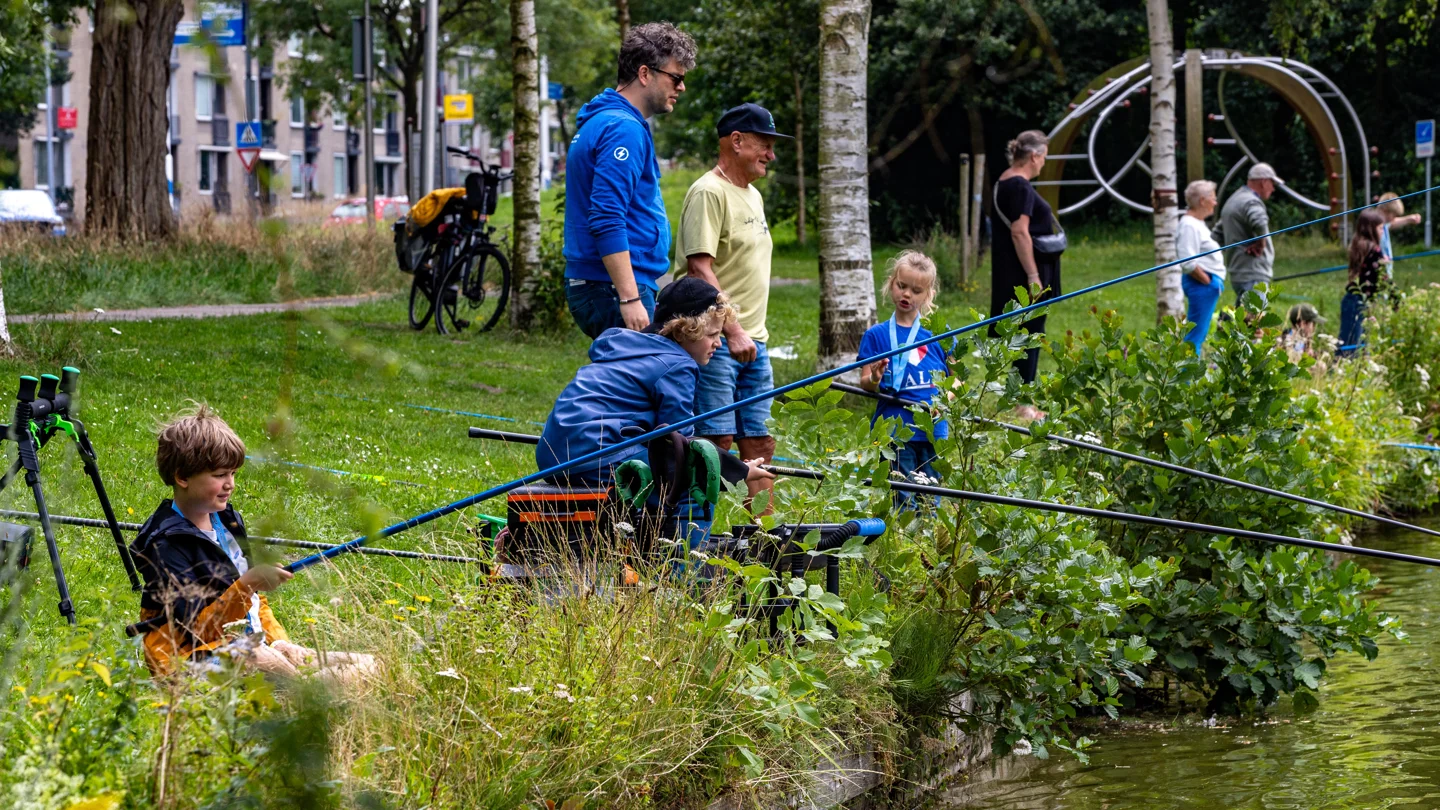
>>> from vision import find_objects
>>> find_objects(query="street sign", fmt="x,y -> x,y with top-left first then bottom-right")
175,3 -> 244,47
443,94 -> 474,125
56,107 -> 77,129
547,81 -> 563,101
1418,119 -> 1435,159
237,148 -> 260,173
236,121 -> 262,148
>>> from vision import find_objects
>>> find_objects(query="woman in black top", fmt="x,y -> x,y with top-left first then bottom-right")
1338,208 -> 1386,356
990,130 -> 1061,395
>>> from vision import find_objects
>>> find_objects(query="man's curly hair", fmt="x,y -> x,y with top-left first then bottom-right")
618,22 -> 697,85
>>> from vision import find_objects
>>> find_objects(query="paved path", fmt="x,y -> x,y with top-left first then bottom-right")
12,292 -> 391,324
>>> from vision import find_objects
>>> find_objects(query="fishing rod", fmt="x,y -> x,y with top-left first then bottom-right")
1272,248 -> 1440,283
0,509 -> 486,566
284,186 -> 1440,573
464,427 -> 1440,571
828,382 -> 1440,541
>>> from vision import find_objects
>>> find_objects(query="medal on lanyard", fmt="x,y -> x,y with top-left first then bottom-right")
887,315 -> 922,391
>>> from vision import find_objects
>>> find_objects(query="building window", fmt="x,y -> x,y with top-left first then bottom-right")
198,150 -> 219,195
290,95 -> 305,127
287,35 -> 303,57
333,154 -> 348,197
34,140 -> 58,188
333,91 -> 348,129
290,151 -> 304,197
196,74 -> 215,121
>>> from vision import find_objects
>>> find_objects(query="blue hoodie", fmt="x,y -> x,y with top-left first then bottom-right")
562,89 -> 671,290
537,328 -> 698,482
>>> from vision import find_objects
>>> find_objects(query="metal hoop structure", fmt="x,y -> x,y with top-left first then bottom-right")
1036,49 -> 1370,241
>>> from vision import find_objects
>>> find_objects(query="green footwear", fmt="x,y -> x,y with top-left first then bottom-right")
615,458 -> 655,508
686,438 -> 723,507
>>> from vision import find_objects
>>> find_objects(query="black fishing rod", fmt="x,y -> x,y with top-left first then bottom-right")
0,509 -> 485,566
828,382 -> 1440,541
466,427 -> 1440,570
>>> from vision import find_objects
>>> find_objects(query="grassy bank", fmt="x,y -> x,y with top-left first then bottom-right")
2,207 -> 1440,807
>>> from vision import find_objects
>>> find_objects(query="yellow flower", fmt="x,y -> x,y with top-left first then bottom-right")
126,507 -> 134,515
10,685 -> 23,694
304,617 -> 318,624
415,595 -> 432,603
393,614 -> 406,621
384,599 -> 399,606
62,794 -> 122,810
406,606 -> 418,612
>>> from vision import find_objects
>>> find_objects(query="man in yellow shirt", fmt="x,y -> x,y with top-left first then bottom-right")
673,103 -> 790,476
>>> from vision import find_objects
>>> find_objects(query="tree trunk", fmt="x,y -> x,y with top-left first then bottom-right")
615,0 -> 630,42
817,0 -> 875,372
1147,0 -> 1183,321
86,0 -> 184,240
793,70 -> 807,245
509,0 -> 542,330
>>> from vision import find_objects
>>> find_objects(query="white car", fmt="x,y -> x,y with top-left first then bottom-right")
0,189 -> 66,236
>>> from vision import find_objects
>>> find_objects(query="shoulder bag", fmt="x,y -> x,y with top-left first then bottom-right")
994,180 -> 1067,256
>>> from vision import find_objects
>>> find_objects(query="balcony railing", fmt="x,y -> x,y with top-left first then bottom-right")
211,114 -> 230,146
304,124 -> 320,153
385,130 -> 401,157
261,119 -> 277,149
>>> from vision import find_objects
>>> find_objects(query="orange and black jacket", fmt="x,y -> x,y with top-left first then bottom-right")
129,499 -> 288,676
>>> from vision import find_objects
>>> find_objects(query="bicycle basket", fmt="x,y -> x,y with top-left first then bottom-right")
464,171 -> 501,217
393,218 -> 429,274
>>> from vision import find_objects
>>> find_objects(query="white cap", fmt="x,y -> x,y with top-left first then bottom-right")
1248,162 -> 1284,185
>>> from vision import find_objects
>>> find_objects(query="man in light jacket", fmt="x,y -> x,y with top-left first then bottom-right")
562,23 -> 697,338
1214,163 -> 1282,305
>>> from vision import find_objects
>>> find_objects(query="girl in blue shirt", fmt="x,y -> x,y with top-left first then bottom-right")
857,251 -> 948,496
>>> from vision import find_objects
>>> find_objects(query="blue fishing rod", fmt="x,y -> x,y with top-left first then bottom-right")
285,186 -> 1440,573
1271,248 -> 1440,283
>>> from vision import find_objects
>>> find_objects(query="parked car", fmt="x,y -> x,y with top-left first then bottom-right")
325,196 -> 410,227
0,189 -> 66,236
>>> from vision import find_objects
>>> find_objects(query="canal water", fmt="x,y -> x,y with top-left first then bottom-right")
943,519 -> 1440,809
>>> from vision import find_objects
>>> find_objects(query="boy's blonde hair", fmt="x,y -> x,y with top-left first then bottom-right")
883,250 -> 941,315
659,292 -> 740,342
157,403 -> 246,487
1378,192 -> 1404,219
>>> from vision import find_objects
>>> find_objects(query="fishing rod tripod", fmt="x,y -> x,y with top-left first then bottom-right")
0,368 -> 138,625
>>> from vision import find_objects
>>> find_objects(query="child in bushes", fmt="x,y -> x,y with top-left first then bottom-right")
537,276 -> 774,496
1338,209 -> 1387,357
130,405 -> 375,684
858,250 -> 950,496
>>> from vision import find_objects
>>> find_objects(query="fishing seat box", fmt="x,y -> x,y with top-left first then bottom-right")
502,484 -> 613,563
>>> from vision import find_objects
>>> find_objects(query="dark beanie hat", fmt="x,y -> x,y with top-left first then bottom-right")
644,277 -> 722,334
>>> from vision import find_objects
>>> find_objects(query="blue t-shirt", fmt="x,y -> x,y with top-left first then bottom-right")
856,318 -> 950,441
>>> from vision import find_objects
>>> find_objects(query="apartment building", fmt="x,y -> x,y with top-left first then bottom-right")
16,3 -> 556,223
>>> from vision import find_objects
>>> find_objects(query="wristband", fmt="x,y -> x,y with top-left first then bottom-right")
619,295 -> 643,305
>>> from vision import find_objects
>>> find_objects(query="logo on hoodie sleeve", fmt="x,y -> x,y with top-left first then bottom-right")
613,146 -> 629,161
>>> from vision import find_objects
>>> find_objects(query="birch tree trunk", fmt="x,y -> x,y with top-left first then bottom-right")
86,0 -> 183,240
615,0 -> 630,42
508,0 -> 542,330
1147,0 -> 1183,321
817,0 -> 875,372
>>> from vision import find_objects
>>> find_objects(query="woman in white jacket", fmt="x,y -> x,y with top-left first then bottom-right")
1176,180 -> 1227,354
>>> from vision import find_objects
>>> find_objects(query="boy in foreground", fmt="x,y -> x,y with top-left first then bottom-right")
130,405 -> 374,683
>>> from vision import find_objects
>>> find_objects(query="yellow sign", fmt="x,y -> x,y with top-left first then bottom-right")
443,94 -> 474,125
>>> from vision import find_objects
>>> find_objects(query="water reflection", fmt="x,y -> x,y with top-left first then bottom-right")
942,521 -> 1440,809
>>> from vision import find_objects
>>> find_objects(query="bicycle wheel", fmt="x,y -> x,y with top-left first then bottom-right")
435,244 -> 510,335
408,263 -> 436,330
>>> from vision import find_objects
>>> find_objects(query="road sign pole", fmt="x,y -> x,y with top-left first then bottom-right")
42,34 -> 56,206
363,1 -> 376,229
1428,156 -> 1433,249
420,0 -> 438,196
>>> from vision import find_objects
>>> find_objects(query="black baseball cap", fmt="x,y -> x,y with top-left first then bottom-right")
717,103 -> 793,139
644,277 -> 722,334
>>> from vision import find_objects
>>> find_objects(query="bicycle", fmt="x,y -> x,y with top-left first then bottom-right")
430,146 -> 513,335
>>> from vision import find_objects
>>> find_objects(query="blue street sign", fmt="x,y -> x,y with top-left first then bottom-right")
175,4 -> 245,47
236,121 -> 263,148
547,81 -> 564,101
1418,119 -> 1435,159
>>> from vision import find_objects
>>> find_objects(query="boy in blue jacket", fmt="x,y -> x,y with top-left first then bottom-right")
562,22 -> 697,338
539,277 -> 773,497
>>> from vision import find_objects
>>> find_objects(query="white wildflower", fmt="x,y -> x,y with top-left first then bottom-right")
508,685 -> 533,694
1088,471 -> 1106,481
435,668 -> 461,680
1012,739 -> 1034,755
553,688 -> 574,702
110,327 -> 122,335
1415,365 -> 1431,389
646,695 -> 656,704
329,597 -> 343,606
1078,432 -> 1104,445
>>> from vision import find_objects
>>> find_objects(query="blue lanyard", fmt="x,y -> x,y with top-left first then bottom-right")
887,315 -> 922,389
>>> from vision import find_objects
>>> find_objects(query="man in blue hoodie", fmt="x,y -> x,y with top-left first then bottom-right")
538,277 -> 774,497
563,22 -> 697,338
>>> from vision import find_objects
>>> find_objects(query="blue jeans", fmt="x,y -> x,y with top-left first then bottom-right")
695,340 -> 773,438
1182,273 -> 1225,354
566,279 -> 656,339
1338,292 -> 1367,356
893,439 -> 939,510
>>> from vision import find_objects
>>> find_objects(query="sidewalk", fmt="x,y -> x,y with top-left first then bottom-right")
11,292 -> 391,324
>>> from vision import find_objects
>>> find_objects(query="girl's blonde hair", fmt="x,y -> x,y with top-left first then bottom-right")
1378,191 -> 1404,219
882,250 -> 940,315
659,292 -> 739,341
